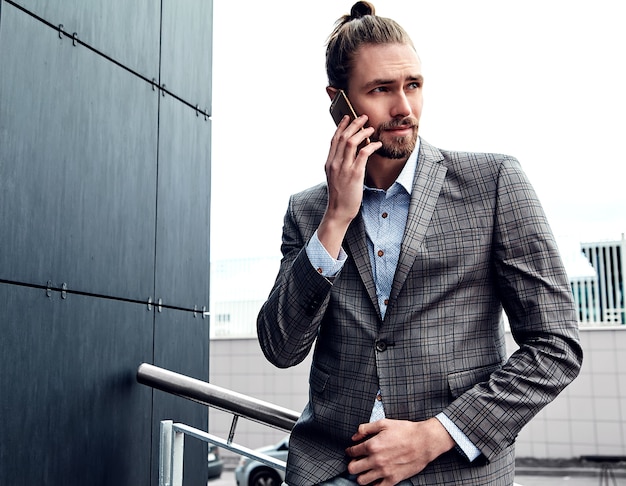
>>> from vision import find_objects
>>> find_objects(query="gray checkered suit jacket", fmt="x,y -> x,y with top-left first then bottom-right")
257,139 -> 582,485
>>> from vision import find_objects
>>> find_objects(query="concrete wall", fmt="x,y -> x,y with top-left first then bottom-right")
209,338 -> 312,466
209,327 -> 626,465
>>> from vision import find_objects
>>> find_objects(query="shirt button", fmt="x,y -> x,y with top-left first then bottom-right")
384,299 -> 389,306
377,250 -> 384,257
376,392 -> 383,401
317,267 -> 323,274
381,212 -> 388,219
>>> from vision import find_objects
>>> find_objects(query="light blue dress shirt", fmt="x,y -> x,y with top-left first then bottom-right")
305,141 -> 481,462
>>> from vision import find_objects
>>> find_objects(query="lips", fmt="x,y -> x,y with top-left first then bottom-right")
387,124 -> 414,131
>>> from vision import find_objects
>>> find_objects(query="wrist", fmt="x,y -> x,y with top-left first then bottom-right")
426,417 -> 456,458
317,213 -> 352,259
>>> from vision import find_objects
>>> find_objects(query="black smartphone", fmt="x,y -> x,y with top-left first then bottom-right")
330,89 -> 358,125
329,90 -> 370,146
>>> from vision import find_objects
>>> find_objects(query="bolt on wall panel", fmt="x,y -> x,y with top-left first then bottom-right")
152,307 -> 210,485
6,0 -> 160,80
155,95 -> 211,311
0,282 -> 154,486
0,5 -> 159,301
161,0 -> 213,115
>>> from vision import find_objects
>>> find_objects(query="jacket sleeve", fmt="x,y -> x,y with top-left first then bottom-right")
443,156 -> 583,460
256,194 -> 334,368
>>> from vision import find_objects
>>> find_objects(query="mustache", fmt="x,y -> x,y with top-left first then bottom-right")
378,116 -> 419,131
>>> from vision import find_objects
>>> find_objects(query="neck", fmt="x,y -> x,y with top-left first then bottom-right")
365,154 -> 408,190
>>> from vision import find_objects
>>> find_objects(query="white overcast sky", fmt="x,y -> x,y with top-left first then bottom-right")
209,0 -> 626,264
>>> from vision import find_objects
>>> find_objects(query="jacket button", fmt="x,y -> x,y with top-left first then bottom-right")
375,340 -> 387,352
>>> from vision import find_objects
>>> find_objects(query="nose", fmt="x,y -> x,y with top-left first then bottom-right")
390,92 -> 411,118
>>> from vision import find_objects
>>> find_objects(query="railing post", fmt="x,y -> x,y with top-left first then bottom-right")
160,420 -> 185,486
171,426 -> 185,486
159,420 -> 173,486
139,364 -> 301,486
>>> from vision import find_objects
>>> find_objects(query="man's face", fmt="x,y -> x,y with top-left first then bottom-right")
347,43 -> 423,160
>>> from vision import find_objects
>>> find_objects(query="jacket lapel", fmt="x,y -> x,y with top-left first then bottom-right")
389,140 -> 447,304
343,140 -> 447,322
345,213 -> 382,321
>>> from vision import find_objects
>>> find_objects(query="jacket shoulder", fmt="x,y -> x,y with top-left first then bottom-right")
290,182 -> 328,205
421,139 -> 519,170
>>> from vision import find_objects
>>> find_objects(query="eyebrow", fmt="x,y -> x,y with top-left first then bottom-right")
363,74 -> 424,91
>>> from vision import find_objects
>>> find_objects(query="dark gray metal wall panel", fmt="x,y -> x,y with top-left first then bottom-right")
154,308 -> 209,380
153,308 -> 210,485
161,0 -> 213,114
155,96 -> 211,311
1,1 -> 214,484
0,5 -> 158,300
7,0 -> 160,79
0,282 -> 154,486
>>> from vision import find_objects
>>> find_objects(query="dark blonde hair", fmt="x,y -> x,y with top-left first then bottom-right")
325,1 -> 415,91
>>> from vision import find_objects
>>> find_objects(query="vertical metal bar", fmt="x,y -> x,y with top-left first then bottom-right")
621,237 -> 626,324
160,420 -> 173,486
171,428 -> 185,486
583,277 -> 593,322
590,246 -> 603,321
607,245 -> 616,315
579,280 -> 587,322
571,281 -> 581,322
599,247 -> 609,320
227,414 -> 239,444
611,244 -> 622,324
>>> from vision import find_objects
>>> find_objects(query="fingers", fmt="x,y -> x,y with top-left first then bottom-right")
321,114 -> 382,231
345,419 -> 454,485
346,447 -> 394,486
350,420 -> 384,444
327,114 -> 353,161
345,421 -> 385,466
329,115 -> 378,164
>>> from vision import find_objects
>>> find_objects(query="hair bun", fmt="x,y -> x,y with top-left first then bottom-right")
350,1 -> 375,19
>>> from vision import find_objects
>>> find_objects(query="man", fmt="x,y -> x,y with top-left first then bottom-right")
257,2 -> 582,485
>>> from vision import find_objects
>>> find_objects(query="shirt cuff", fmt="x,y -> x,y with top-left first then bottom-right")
435,412 -> 482,462
306,230 -> 347,277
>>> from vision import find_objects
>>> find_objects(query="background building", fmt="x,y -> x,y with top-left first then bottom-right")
577,236 -> 625,325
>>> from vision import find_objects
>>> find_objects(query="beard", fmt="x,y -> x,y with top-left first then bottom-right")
371,117 -> 419,160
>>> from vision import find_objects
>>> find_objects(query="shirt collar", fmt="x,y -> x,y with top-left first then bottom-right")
395,139 -> 420,195
363,139 -> 420,195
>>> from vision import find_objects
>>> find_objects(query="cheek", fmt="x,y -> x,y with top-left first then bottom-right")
362,108 -> 387,129
412,96 -> 424,117
357,99 -> 386,123
367,118 -> 385,135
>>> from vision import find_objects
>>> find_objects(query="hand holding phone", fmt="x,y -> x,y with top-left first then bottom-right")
329,90 -> 371,147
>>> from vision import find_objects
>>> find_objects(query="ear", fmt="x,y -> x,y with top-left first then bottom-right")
326,86 -> 339,101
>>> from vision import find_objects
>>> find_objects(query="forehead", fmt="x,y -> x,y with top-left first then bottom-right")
349,43 -> 422,90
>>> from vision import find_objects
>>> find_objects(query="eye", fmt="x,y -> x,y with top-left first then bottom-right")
407,81 -> 422,90
371,86 -> 389,93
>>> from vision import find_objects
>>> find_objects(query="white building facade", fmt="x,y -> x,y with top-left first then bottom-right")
575,236 -> 626,325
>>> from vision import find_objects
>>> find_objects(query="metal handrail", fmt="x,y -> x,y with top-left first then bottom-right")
137,363 -> 300,432
138,363 -> 301,486
138,363 -> 525,486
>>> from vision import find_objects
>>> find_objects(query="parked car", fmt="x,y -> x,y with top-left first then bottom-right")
207,444 -> 224,481
235,436 -> 289,486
